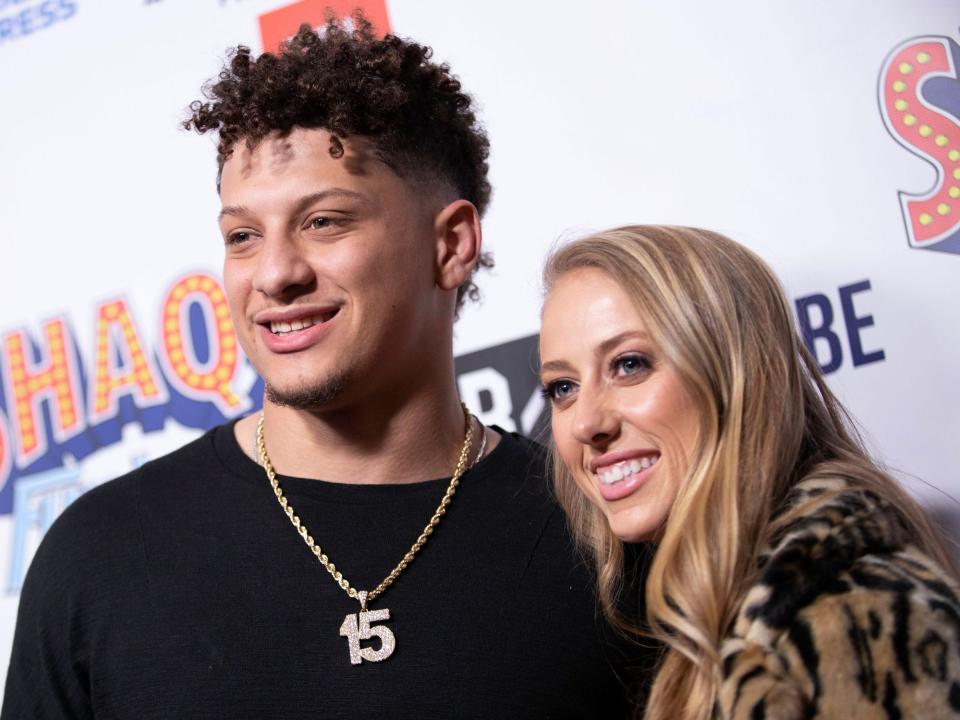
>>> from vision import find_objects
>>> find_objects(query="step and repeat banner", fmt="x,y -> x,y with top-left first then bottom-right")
0,0 -> 958,693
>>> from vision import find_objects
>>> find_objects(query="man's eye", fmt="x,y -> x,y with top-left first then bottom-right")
613,354 -> 652,377
540,379 -> 577,403
310,216 -> 333,230
226,231 -> 250,245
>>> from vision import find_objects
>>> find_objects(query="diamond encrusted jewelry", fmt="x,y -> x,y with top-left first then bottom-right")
255,403 -> 475,665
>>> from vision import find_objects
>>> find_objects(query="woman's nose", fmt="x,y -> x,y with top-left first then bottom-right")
571,387 -> 619,447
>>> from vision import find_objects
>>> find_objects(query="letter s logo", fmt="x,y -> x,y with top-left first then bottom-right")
879,37 -> 960,254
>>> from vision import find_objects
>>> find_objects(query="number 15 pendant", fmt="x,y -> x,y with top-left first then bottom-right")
338,591 -> 396,665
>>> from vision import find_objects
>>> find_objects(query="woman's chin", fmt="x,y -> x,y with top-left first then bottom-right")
605,509 -> 666,544
608,520 -> 655,544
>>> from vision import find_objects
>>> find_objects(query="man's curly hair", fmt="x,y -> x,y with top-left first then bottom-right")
185,15 -> 493,310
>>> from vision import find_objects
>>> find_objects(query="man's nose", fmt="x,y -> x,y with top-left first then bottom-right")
571,386 -> 619,447
252,235 -> 315,299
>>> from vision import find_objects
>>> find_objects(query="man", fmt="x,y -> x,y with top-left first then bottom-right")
3,18 -> 639,718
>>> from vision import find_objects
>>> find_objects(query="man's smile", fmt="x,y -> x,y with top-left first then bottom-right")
254,306 -> 342,353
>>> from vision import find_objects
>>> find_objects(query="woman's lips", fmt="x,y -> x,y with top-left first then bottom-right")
591,452 -> 660,502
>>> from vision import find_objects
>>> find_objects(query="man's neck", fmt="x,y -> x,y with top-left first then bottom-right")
234,382 -> 471,485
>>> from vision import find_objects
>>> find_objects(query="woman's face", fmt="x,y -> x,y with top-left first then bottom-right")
539,268 -> 700,542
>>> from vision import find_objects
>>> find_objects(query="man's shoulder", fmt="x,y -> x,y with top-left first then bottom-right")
135,421 -> 230,481
73,423 -> 225,510
31,424 -> 229,568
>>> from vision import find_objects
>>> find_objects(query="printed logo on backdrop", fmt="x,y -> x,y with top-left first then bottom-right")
0,273 -> 262,593
0,0 -> 77,44
259,0 -> 390,53
879,35 -> 960,254
456,336 -> 549,445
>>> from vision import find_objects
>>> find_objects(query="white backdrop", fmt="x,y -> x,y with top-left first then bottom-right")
0,0 -> 958,697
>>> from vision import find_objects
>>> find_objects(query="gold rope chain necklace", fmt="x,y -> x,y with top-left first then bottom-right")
255,403 -> 474,666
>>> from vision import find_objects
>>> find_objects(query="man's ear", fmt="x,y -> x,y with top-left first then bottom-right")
434,199 -> 482,292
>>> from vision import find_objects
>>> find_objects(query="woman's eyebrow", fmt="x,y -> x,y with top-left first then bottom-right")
539,359 -> 575,374
596,331 -> 650,357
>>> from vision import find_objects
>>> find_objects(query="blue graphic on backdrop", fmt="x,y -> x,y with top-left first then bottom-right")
0,0 -> 77,44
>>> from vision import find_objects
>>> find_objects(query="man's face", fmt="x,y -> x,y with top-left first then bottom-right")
218,127 -> 445,410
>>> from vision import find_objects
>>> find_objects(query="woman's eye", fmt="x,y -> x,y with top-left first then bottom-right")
613,354 -> 652,377
540,379 -> 577,403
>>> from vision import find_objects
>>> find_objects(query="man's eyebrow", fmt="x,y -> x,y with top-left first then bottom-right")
218,204 -> 250,221
218,188 -> 366,221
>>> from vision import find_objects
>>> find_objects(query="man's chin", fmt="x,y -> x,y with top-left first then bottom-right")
264,375 -> 344,410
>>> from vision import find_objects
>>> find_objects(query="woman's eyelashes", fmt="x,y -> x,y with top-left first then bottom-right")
612,353 -> 653,378
540,378 -> 578,403
540,353 -> 654,406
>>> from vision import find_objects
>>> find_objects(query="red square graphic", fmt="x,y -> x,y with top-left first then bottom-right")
259,0 -> 391,53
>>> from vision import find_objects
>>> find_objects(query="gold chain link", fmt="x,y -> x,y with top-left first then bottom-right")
256,403 -> 474,605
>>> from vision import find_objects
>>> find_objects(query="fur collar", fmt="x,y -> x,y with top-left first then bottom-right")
730,476 -> 908,644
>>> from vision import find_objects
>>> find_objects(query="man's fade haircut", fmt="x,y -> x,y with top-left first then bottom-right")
184,15 -> 493,311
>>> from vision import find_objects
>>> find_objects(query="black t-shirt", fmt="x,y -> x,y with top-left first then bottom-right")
2,423 -> 644,719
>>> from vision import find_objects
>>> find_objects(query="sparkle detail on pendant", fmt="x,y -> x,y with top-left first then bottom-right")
339,606 -> 396,665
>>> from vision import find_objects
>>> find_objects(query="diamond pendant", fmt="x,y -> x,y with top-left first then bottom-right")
338,591 -> 396,665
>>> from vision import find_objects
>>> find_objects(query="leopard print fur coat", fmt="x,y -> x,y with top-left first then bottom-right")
717,477 -> 960,719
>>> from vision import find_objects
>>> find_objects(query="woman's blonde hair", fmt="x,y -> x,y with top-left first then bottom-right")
542,225 -> 956,719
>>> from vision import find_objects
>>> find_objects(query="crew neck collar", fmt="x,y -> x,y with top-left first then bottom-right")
212,418 -> 517,503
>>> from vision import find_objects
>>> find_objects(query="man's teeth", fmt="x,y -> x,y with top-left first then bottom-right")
269,316 -> 324,335
598,455 -> 660,486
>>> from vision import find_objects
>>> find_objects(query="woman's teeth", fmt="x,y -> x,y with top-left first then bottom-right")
597,455 -> 659,486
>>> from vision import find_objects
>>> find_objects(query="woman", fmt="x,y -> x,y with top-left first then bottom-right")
538,225 -> 960,719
